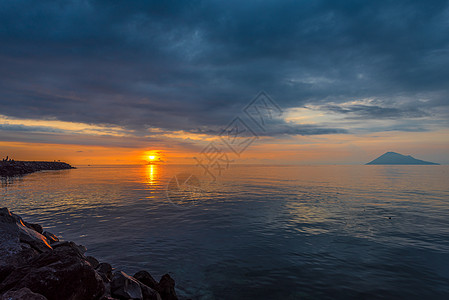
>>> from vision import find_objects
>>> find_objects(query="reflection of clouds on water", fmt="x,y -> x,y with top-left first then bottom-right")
2,165 -> 449,299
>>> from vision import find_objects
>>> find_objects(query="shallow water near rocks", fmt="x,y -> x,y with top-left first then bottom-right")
1,165 -> 449,299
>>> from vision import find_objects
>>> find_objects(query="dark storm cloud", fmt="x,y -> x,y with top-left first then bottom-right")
0,124 -> 65,133
263,124 -> 348,136
321,104 -> 429,119
0,0 -> 448,139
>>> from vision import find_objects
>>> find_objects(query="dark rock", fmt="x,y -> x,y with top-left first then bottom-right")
111,271 -> 143,300
42,231 -> 59,244
158,274 -> 178,300
86,256 -> 100,268
0,208 -> 51,267
0,265 -> 14,284
52,241 -> 86,256
1,287 -> 47,300
97,262 -> 113,280
139,283 -> 162,300
0,209 -> 178,300
78,244 -> 87,253
0,207 -> 18,223
15,246 -> 40,266
24,222 -> 44,234
134,271 -> 160,291
18,225 -> 52,253
133,271 -> 162,300
0,245 -> 105,300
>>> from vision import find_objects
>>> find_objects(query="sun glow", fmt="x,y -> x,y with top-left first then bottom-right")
143,150 -> 164,164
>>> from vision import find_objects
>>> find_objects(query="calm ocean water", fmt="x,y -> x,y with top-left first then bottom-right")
1,165 -> 449,299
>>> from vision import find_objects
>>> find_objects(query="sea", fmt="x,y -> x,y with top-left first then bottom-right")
1,164 -> 449,299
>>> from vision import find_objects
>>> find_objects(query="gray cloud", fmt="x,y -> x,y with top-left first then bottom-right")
0,124 -> 65,133
0,0 -> 448,139
321,104 -> 429,119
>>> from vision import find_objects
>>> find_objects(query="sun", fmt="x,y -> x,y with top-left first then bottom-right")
143,150 -> 163,164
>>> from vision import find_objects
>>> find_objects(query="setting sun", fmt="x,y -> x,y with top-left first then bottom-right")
144,150 -> 163,163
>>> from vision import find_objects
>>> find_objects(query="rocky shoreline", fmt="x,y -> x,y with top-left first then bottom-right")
0,208 -> 178,300
0,161 -> 75,177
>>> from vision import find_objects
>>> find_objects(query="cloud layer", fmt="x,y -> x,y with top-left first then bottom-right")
0,0 -> 448,145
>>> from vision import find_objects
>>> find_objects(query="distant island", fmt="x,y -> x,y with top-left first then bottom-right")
0,160 -> 75,177
366,152 -> 440,165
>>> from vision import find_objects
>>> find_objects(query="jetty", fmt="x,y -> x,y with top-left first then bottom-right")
0,160 -> 75,177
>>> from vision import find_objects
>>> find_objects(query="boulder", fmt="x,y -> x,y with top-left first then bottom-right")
0,207 -> 20,223
158,274 -> 178,300
1,287 -> 47,300
139,283 -> 162,300
42,231 -> 59,244
97,262 -> 113,281
133,271 -> 159,291
0,209 -> 178,300
24,222 -> 44,234
133,271 -> 162,300
0,243 -> 105,300
0,208 -> 51,267
0,265 -> 14,284
86,255 -> 100,268
111,271 -> 143,300
18,225 -> 52,253
133,271 -> 176,300
52,241 -> 86,256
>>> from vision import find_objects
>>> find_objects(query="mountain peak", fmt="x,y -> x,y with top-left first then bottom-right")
366,152 -> 439,165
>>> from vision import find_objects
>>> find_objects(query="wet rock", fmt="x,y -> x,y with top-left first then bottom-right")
134,270 -> 159,291
0,245 -> 105,300
133,271 -> 162,300
111,271 -> 143,300
0,207 -> 18,223
24,222 -> 44,234
139,283 -> 162,300
0,265 -> 14,284
158,274 -> 178,300
97,262 -> 113,281
78,244 -> 88,253
0,209 -> 178,300
18,225 -> 52,253
0,287 -> 47,300
0,208 -> 51,267
42,231 -> 59,244
52,241 -> 86,256
86,255 -> 100,268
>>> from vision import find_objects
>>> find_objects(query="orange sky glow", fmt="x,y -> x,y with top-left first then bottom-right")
1,127 -> 448,165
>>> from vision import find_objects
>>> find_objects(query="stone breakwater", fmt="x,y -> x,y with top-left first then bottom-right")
0,208 -> 178,300
0,161 -> 75,177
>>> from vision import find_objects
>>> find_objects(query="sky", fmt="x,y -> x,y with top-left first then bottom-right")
0,0 -> 448,165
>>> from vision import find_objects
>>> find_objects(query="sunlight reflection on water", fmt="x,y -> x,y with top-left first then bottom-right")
1,165 -> 449,299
